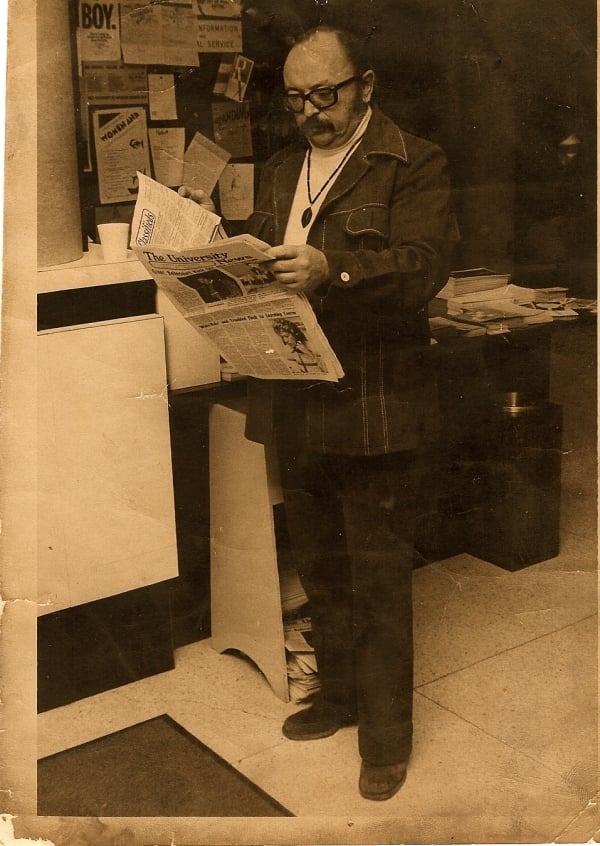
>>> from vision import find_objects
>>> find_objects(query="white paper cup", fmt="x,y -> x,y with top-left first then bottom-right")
97,223 -> 130,263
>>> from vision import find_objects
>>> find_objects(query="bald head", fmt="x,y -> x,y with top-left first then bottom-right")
285,27 -> 371,78
283,28 -> 375,149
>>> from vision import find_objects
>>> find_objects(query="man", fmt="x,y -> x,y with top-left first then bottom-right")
181,25 -> 459,801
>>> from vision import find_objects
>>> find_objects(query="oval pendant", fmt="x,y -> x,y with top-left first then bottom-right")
301,207 -> 313,228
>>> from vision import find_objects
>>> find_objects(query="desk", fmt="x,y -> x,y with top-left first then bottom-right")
423,324 -> 562,568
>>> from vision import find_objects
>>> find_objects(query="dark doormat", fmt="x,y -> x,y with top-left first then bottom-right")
37,715 -> 293,817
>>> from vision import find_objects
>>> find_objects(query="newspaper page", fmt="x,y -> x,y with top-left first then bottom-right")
131,173 -> 344,381
133,171 -> 222,248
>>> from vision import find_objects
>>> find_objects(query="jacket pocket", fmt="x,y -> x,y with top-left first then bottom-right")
246,210 -> 275,243
344,204 -> 389,250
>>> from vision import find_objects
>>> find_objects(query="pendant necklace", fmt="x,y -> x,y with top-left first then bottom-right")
301,135 -> 365,228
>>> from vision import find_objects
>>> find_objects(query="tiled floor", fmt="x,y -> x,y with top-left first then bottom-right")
37,324 -> 598,842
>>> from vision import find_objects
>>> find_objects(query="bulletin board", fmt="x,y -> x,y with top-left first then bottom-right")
69,0 -> 310,244
68,0 -> 468,247
68,0 -> 596,272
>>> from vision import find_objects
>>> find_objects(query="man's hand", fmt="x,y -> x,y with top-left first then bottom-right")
265,244 -> 330,292
178,185 -> 217,214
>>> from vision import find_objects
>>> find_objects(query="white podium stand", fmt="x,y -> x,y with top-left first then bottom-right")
209,400 -> 290,702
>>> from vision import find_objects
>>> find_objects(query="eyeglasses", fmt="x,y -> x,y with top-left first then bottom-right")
283,75 -> 363,114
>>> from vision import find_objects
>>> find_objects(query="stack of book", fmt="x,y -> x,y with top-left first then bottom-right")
435,269 -> 578,333
284,616 -> 320,703
446,300 -> 554,332
436,268 -> 511,300
530,286 -> 570,302
279,566 -> 320,703
428,315 -> 486,339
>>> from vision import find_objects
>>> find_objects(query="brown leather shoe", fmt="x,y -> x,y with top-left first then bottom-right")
359,761 -> 408,800
282,701 -> 357,741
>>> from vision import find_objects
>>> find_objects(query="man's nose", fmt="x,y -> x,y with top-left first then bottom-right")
302,99 -> 320,117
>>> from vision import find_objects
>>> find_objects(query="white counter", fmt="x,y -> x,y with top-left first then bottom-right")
37,242 -> 221,388
37,243 -> 150,293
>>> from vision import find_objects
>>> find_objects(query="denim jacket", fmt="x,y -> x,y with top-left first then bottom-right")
245,106 -> 460,456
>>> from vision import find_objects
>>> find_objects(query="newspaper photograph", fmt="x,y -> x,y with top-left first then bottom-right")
189,296 -> 343,380
131,173 -> 344,381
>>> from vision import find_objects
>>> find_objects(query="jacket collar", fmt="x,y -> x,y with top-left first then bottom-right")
277,106 -> 410,162
361,105 -> 409,164
271,106 -> 409,242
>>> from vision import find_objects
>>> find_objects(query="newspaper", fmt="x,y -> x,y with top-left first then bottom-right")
131,173 -> 344,381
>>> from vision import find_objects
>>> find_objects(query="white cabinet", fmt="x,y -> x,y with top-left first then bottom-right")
37,314 -> 179,614
37,245 -> 221,390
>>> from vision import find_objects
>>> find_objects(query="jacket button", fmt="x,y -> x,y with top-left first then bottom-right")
340,271 -> 350,282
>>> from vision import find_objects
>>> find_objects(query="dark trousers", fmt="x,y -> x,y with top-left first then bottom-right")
276,440 -> 424,765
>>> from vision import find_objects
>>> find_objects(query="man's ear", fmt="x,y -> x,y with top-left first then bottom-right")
361,70 -> 375,103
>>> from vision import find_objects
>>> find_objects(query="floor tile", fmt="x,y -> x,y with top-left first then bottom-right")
534,528 -> 598,572
419,616 -> 597,798
163,641 -> 297,763
561,456 -> 598,498
237,693 -> 589,842
413,555 -> 597,684
560,489 -> 598,540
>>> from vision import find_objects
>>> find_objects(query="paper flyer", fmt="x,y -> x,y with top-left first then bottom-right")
223,54 -> 254,102
211,100 -> 253,158
148,73 -> 178,121
213,53 -> 236,95
197,19 -> 243,52
218,162 -> 254,220
149,127 -> 186,187
76,0 -> 121,64
183,131 -> 231,194
92,107 -> 151,203
120,0 -> 200,66
82,63 -> 148,106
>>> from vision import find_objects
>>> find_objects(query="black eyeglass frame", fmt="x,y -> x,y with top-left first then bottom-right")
283,75 -> 364,114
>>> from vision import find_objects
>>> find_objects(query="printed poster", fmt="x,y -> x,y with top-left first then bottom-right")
92,108 -> 151,203
211,100 -> 253,158
80,64 -> 148,172
223,55 -> 254,102
76,0 -> 121,64
82,63 -> 148,106
197,19 -> 243,52
120,0 -> 200,66
213,53 -> 236,95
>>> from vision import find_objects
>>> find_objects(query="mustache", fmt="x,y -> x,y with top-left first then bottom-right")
301,116 -> 335,135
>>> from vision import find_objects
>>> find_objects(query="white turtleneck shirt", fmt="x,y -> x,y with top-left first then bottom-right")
283,106 -> 372,246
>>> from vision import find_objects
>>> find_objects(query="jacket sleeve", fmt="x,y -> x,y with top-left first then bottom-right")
319,143 -> 460,314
